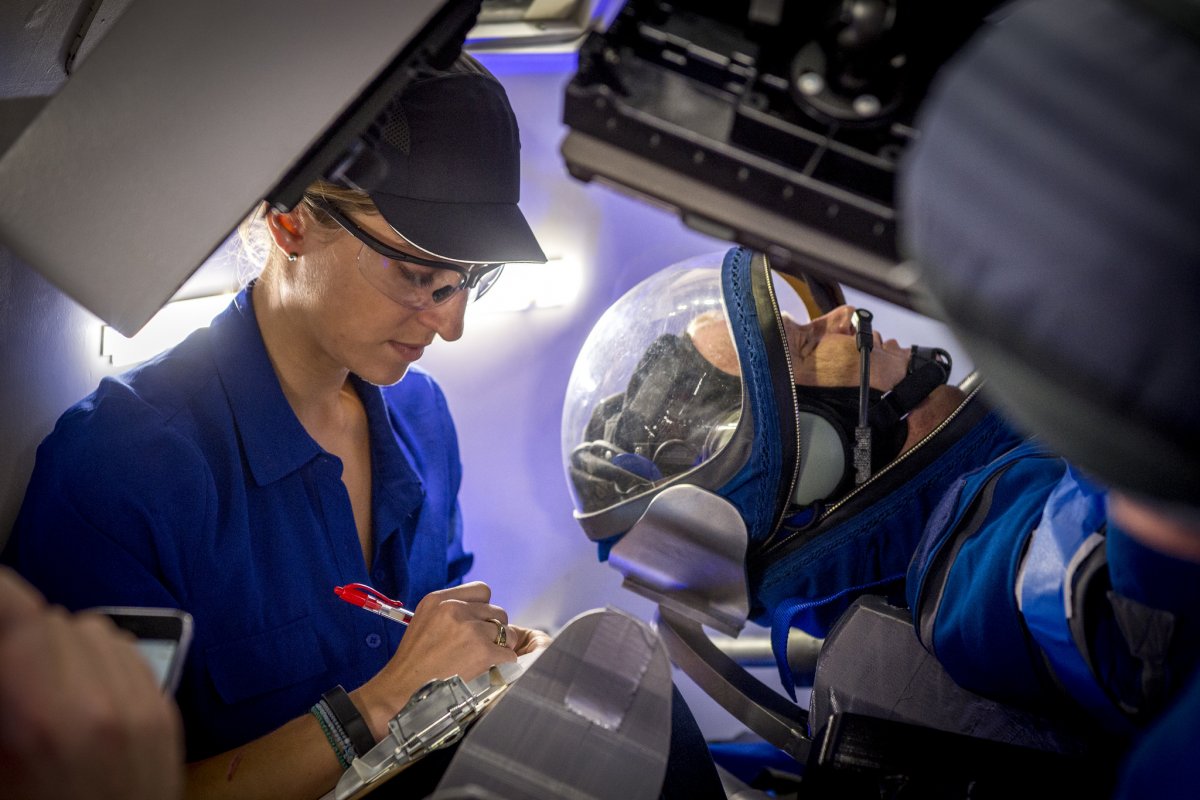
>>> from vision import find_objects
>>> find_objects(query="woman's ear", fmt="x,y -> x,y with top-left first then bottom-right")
266,208 -> 305,257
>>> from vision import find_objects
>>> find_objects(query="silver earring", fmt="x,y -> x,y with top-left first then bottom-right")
287,252 -> 298,262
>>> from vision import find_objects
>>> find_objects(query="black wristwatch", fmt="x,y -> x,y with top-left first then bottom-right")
322,685 -> 376,758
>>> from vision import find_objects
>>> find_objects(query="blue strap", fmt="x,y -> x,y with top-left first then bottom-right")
1019,467 -> 1127,729
770,573 -> 903,701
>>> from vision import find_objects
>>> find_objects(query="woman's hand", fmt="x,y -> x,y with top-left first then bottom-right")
352,581 -> 518,739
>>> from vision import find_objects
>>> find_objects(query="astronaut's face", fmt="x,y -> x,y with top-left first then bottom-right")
688,305 -> 911,391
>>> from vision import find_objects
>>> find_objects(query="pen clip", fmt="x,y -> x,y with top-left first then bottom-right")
335,582 -> 405,610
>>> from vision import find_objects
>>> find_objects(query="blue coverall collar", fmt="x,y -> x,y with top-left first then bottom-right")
211,284 -> 324,486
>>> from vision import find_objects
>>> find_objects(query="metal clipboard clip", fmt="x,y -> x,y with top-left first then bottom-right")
324,658 -> 531,800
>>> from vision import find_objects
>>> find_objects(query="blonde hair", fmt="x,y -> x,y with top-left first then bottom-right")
235,181 -> 379,285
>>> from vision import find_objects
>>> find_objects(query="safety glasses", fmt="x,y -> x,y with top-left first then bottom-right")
313,197 -> 504,309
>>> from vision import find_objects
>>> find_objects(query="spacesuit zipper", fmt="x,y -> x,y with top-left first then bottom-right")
756,254 -> 803,555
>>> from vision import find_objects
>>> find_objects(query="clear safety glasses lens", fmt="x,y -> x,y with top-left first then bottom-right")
470,263 -> 504,301
357,246 -> 504,310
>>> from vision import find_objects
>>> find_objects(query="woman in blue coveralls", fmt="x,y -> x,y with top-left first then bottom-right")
4,56 -> 558,799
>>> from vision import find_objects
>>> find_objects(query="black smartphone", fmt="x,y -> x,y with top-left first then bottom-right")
92,606 -> 194,693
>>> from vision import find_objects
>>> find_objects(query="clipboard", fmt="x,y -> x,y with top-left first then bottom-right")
323,656 -> 534,800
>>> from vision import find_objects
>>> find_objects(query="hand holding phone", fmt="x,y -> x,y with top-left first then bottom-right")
92,606 -> 194,693
0,568 -> 185,800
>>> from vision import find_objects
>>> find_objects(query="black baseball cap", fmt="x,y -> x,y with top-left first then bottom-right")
339,61 -> 546,266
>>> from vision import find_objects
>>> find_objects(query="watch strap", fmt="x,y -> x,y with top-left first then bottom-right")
321,684 -> 375,758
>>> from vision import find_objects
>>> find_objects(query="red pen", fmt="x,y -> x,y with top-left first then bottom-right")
334,583 -> 413,626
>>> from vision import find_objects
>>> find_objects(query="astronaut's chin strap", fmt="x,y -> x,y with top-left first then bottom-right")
868,346 -> 954,433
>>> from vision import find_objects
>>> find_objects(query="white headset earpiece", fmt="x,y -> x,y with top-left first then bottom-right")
793,411 -> 849,506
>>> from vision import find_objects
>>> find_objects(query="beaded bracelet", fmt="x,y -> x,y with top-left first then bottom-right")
321,685 -> 376,758
311,699 -> 354,770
